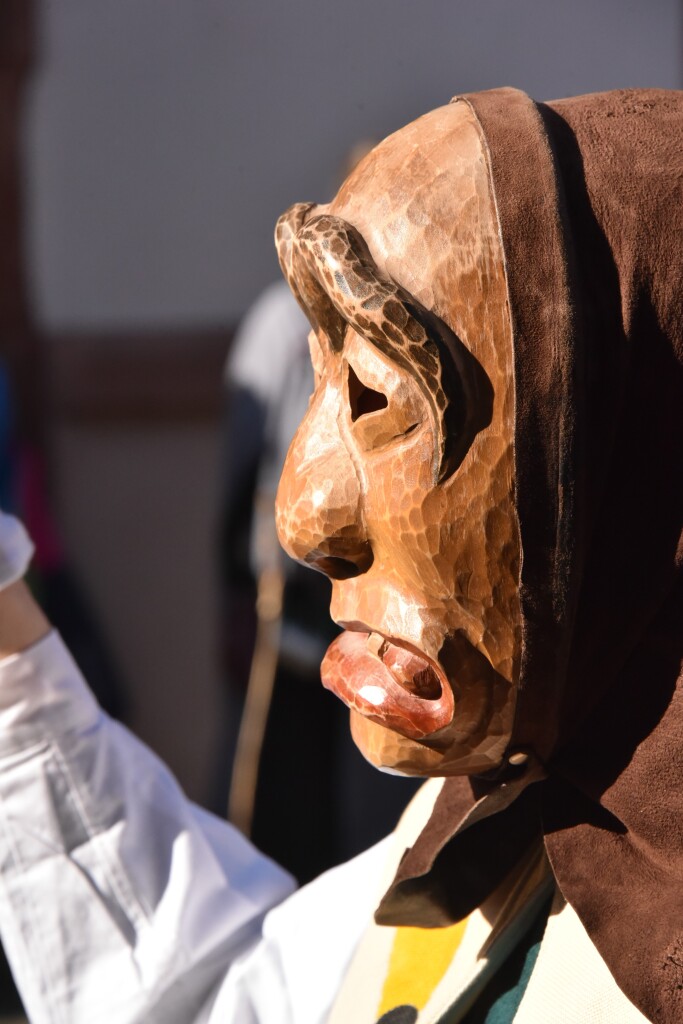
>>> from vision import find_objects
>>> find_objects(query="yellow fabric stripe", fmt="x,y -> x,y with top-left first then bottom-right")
377,918 -> 468,1016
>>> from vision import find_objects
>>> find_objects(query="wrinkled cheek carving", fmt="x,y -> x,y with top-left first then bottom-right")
321,630 -> 454,740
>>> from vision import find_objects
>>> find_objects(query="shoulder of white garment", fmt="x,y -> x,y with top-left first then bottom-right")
226,280 -> 311,396
203,782 -> 442,1023
203,835 -> 395,1024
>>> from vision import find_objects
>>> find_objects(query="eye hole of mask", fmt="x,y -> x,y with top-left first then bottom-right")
347,364 -> 388,421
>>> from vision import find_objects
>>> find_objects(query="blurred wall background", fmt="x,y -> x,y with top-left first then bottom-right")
28,0 -> 682,327
17,0 -> 681,804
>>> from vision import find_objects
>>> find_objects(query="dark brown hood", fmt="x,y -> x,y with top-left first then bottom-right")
377,87 -> 683,1023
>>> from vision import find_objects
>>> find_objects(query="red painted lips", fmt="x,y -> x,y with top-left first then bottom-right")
321,629 -> 454,739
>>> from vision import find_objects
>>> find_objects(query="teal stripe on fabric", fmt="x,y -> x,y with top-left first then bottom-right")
460,896 -> 551,1024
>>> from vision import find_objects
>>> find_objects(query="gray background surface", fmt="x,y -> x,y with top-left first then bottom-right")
28,0 -> 682,331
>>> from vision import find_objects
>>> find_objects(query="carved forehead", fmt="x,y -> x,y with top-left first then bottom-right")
275,101 -> 499,371
328,101 -> 496,325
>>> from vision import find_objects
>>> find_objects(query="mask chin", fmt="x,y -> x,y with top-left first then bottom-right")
350,711 -> 460,777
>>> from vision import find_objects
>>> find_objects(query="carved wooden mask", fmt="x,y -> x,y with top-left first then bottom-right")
275,101 -> 521,776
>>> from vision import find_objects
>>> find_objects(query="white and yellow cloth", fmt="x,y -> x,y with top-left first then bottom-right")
328,780 -> 649,1024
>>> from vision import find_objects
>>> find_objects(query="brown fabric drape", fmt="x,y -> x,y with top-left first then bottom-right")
378,87 -> 683,1024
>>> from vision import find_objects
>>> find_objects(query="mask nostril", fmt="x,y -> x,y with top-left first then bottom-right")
309,556 -> 362,580
304,545 -> 374,580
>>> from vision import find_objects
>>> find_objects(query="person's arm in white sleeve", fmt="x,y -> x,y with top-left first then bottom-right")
0,514 -> 296,1024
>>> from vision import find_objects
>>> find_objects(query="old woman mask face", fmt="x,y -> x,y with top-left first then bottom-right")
275,101 -> 521,777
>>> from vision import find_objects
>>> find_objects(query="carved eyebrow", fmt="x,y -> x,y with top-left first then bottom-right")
274,203 -> 348,351
275,203 -> 483,483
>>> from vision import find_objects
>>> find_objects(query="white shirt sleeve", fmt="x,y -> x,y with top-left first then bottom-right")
0,631 -> 392,1024
0,631 -> 296,1023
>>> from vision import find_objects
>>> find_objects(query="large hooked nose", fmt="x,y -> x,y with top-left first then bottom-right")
275,388 -> 373,580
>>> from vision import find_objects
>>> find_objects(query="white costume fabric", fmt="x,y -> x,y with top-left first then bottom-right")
0,512 -> 33,592
0,631 -> 390,1024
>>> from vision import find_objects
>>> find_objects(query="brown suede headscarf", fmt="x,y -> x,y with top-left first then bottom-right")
376,87 -> 683,1024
